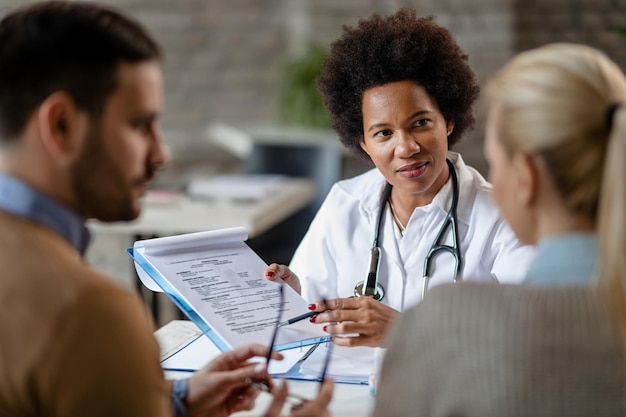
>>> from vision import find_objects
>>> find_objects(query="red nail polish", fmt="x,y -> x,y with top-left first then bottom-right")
266,271 -> 275,278
308,304 -> 316,310
323,325 -> 328,332
309,315 -> 316,323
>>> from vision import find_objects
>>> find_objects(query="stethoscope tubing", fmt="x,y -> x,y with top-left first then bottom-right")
421,158 -> 462,298
355,158 -> 462,301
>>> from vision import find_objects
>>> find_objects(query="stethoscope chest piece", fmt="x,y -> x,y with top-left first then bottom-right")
353,280 -> 385,301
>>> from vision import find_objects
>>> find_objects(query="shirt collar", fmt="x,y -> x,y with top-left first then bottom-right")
524,232 -> 597,286
0,173 -> 91,255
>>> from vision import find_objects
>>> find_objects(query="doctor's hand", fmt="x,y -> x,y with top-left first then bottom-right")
263,377 -> 334,417
264,263 -> 302,295
186,343 -> 283,417
311,297 -> 400,348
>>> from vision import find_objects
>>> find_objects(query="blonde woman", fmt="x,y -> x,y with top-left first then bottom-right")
373,43 -> 626,416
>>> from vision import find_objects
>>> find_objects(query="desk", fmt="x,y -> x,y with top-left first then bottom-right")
89,178 -> 315,238
158,320 -> 374,417
165,370 -> 374,417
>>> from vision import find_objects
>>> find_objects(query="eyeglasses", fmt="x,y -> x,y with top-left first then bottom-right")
246,284 -> 333,404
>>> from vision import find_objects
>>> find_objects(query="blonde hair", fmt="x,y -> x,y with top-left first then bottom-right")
487,43 -> 626,341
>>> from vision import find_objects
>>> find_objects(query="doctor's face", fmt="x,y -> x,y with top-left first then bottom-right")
360,80 -> 454,206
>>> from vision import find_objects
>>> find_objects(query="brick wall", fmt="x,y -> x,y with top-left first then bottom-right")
1,0 -> 625,175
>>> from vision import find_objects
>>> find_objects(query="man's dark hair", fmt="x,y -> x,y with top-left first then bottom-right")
316,8 -> 479,160
0,1 -> 161,141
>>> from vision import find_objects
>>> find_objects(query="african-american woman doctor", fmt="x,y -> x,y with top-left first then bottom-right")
265,9 -> 534,349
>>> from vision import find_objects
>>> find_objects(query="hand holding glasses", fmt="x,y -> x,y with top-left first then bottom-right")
246,284 -> 334,406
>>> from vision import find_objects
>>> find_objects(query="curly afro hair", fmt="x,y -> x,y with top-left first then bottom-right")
316,8 -> 479,161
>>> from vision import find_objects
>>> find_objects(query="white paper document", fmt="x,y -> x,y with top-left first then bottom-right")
154,319 -> 372,384
154,319 -> 205,360
154,320 -> 305,375
161,334 -> 307,375
129,227 -> 329,352
298,345 -> 373,384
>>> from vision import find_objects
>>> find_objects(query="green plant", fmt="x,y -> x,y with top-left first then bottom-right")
279,44 -> 331,128
611,26 -> 626,37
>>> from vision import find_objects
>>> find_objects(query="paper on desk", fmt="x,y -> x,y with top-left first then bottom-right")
154,320 -> 204,360
155,320 -> 372,384
160,334 -> 221,371
187,174 -> 285,200
161,334 -> 306,375
298,345 -> 373,384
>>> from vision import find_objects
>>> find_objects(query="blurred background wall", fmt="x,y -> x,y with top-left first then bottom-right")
2,0 -> 625,176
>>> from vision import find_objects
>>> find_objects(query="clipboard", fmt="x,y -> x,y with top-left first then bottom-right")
129,227 -> 330,352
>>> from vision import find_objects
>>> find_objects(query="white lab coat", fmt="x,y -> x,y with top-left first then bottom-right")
290,152 -> 535,312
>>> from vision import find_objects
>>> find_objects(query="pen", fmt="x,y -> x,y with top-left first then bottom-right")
277,310 -> 323,327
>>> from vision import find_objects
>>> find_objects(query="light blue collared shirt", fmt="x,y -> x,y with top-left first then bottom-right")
524,232 -> 597,286
0,173 -> 91,255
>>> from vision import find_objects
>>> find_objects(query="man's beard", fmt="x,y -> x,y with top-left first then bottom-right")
69,124 -> 154,222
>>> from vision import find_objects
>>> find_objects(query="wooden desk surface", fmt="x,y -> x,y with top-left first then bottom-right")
89,178 -> 315,238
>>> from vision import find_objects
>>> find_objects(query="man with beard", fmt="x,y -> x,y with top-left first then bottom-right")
0,2 -> 332,417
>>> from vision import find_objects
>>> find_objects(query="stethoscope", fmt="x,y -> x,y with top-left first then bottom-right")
354,159 -> 463,301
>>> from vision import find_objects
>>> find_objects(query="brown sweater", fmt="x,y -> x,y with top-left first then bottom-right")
373,283 -> 626,417
0,211 -> 172,417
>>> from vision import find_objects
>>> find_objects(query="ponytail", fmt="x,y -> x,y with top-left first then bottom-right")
598,105 -> 626,344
